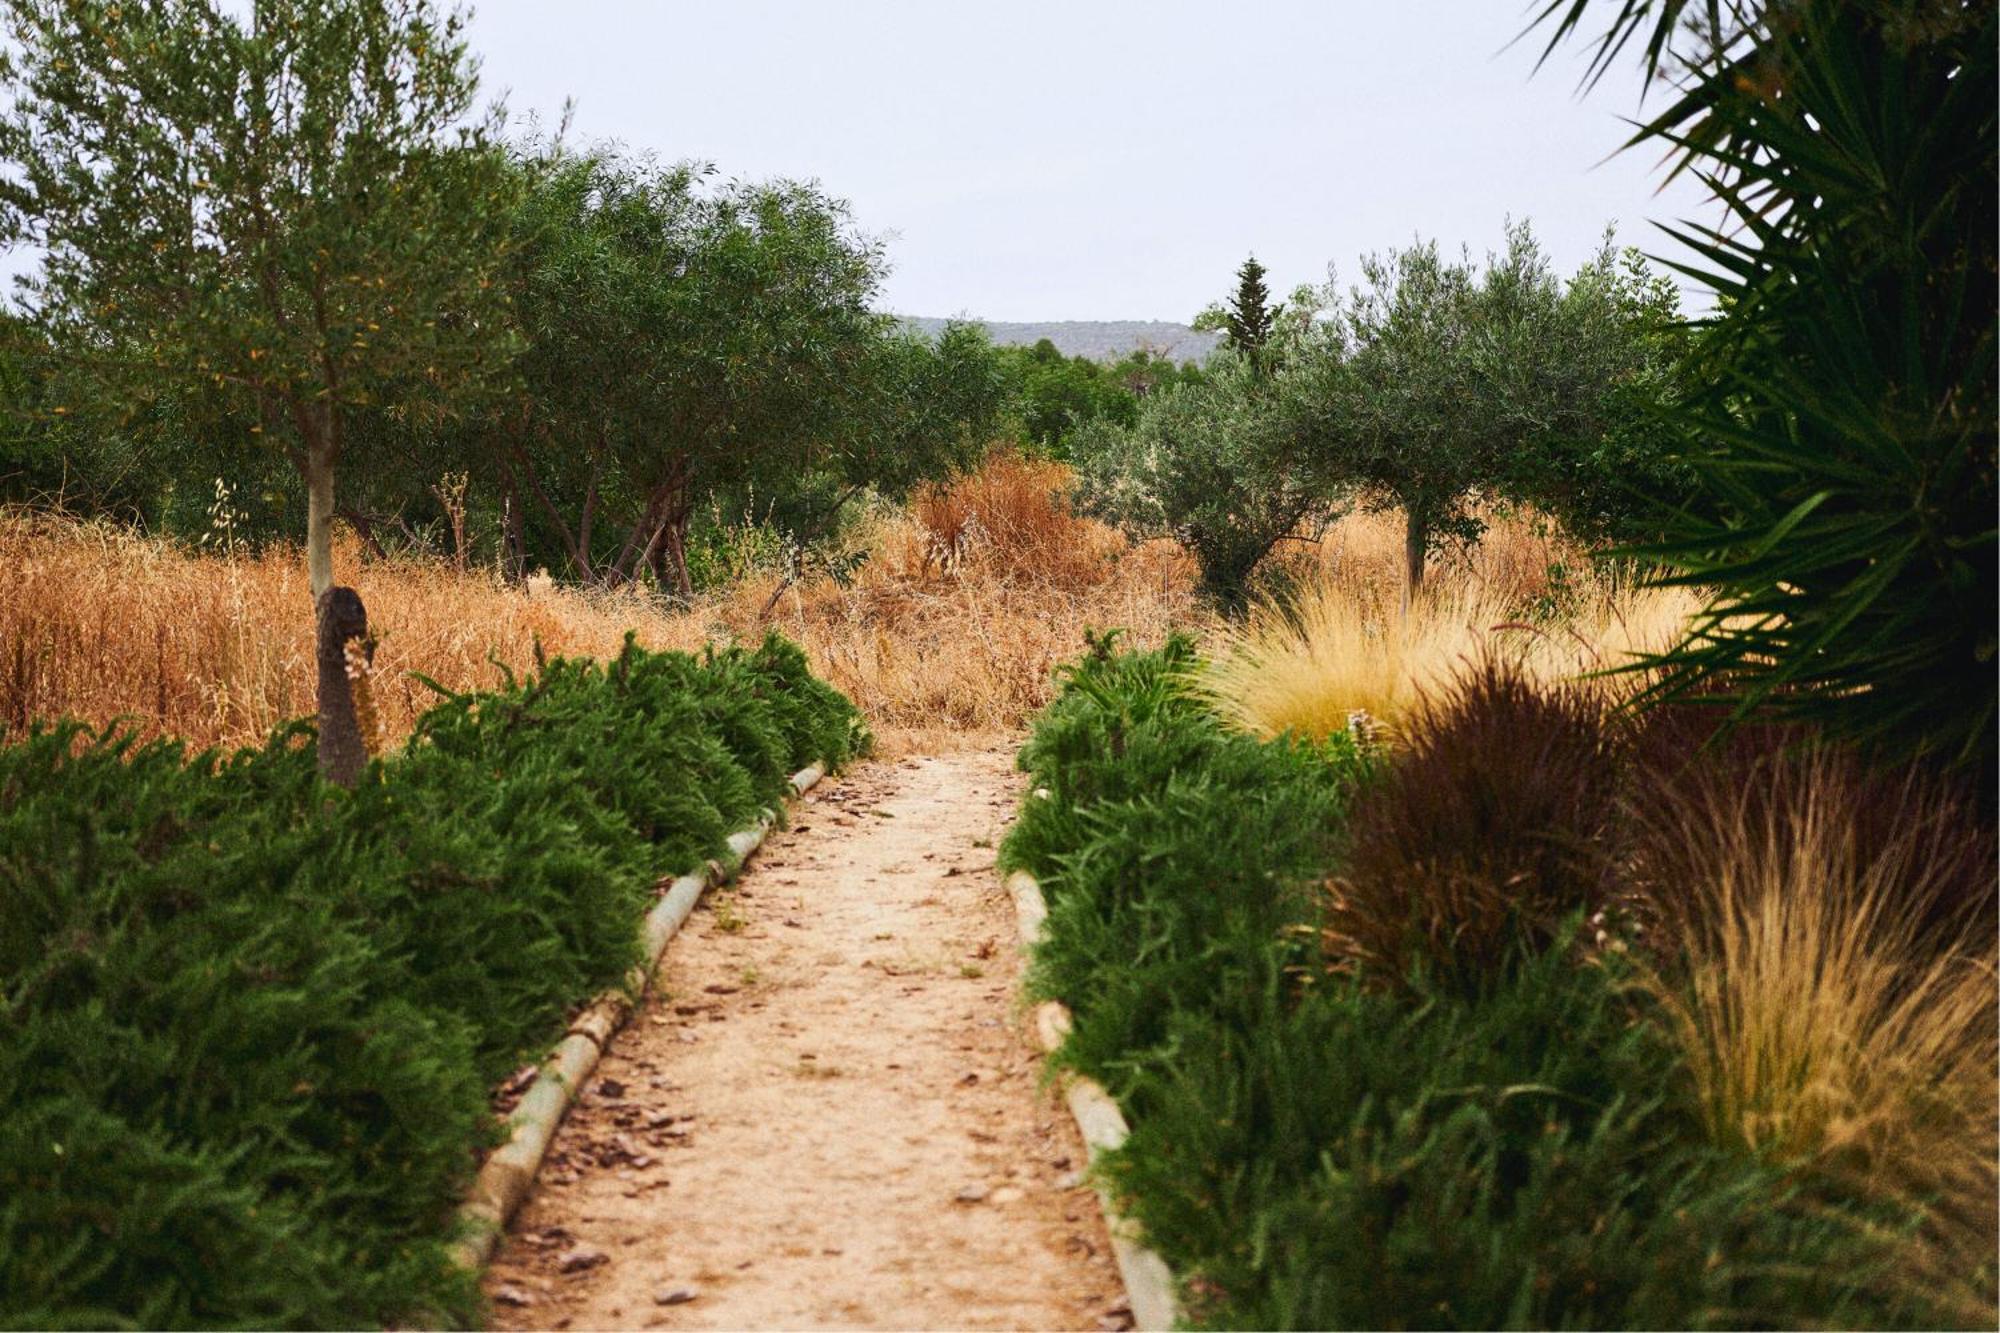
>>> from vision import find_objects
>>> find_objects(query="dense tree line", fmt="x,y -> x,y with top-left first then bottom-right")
1075,227 -> 1689,602
0,0 -> 1004,600
993,337 -> 1202,456
0,0 -> 1675,618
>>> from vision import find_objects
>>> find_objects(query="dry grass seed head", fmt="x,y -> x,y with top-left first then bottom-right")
1627,740 -> 1998,1320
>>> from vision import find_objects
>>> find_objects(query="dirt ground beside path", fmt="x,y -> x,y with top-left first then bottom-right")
482,749 -> 1127,1332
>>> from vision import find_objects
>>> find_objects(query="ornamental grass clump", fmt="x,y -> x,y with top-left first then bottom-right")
1322,657 -> 1626,993
1004,635 -> 1967,1329
1199,571 -> 1483,739
1623,739 -> 1999,1323
1199,512 -> 1700,744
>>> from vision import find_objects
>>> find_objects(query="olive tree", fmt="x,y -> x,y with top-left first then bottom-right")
1073,267 -> 1331,604
490,148 -> 882,593
1288,222 -> 1683,596
493,144 -> 999,596
0,0 -> 517,603
1286,224 -> 1551,596
1077,231 -> 1683,605
1072,351 -> 1327,604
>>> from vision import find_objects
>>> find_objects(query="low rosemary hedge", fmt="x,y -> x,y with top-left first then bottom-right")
1002,636 -> 1952,1330
0,632 -> 864,1329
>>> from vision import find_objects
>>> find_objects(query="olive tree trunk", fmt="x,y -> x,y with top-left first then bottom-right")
305,449 -> 337,600
1402,506 -> 1429,615
658,493 -> 695,599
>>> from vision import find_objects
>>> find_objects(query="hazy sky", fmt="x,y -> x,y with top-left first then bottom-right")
462,0 -> 1714,322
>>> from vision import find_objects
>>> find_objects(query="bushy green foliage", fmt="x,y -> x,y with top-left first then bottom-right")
996,338 -> 1201,457
1069,357 -> 1327,605
1110,947 -> 1928,1330
1075,236 -> 1686,604
1005,637 -> 1957,1330
0,633 -> 862,1328
1003,634 -> 1364,1075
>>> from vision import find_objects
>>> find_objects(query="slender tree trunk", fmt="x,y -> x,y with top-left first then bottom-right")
507,446 -> 593,582
1403,506 -> 1428,615
607,486 -> 672,586
577,465 -> 601,581
288,393 -> 370,785
660,496 -> 694,599
631,512 -> 671,588
305,447 -> 336,599
502,483 -> 526,584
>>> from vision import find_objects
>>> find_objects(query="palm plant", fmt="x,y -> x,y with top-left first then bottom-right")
1530,0 -> 1996,769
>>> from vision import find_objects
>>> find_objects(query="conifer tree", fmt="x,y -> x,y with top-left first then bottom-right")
1225,254 -> 1281,369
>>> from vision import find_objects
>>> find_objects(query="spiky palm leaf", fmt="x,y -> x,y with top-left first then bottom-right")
1532,0 -> 1996,767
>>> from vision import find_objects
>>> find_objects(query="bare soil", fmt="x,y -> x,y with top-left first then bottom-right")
482,749 -> 1127,1332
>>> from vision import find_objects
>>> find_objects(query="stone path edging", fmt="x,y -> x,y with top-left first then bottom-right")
1005,868 -> 1181,1332
450,762 -> 827,1270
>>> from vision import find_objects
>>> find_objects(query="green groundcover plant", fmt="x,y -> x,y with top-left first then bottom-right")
0,632 -> 864,1329
1003,637 -> 1974,1331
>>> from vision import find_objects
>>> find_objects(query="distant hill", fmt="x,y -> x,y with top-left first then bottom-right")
899,316 -> 1224,366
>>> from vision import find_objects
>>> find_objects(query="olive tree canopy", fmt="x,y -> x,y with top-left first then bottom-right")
0,0 -> 517,598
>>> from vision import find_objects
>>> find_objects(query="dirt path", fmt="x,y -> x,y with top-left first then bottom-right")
482,749 -> 1127,1332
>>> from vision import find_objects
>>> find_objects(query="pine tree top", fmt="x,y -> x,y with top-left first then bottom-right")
1226,254 -> 1280,362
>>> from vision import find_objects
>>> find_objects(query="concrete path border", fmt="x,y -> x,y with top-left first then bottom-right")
1005,868 -> 1181,1332
450,762 -> 827,1270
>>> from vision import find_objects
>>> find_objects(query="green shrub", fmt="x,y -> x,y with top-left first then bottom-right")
1003,631 -> 1227,883
0,633 -> 863,1328
1003,631 -> 1367,1079
0,726 -> 489,1328
1068,357 -> 1329,605
1110,945 -> 1933,1330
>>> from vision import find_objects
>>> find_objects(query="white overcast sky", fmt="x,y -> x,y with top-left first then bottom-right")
461,0 -> 1714,322
0,1 -> 1715,322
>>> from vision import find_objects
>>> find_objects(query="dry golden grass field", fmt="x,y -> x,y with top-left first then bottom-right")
1,451 -> 1683,755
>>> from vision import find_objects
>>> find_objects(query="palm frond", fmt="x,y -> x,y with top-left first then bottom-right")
1545,1 -> 1996,769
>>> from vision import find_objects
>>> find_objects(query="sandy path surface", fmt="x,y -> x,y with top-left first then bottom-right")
482,749 -> 1127,1332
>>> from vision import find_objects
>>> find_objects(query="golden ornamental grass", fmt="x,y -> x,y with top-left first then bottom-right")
1200,508 -> 1701,742
1632,747 -> 1998,1323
